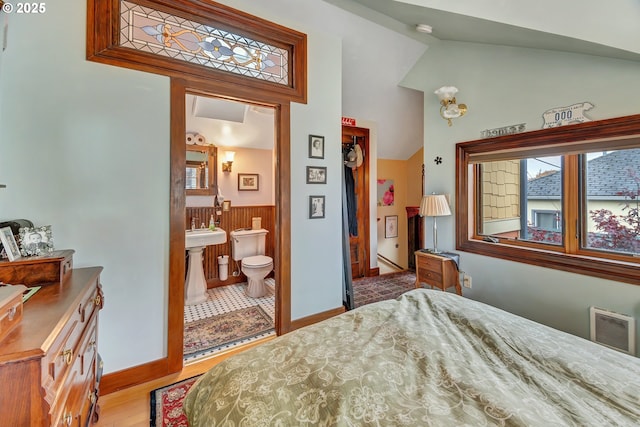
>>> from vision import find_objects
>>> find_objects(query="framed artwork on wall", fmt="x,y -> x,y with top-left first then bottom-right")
309,135 -> 324,159
309,195 -> 325,219
238,173 -> 259,191
306,166 -> 327,184
385,215 -> 398,238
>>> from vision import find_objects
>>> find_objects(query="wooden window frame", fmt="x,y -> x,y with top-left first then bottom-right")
456,114 -> 640,286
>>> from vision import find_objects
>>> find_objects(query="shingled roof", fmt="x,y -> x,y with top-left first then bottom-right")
527,148 -> 640,199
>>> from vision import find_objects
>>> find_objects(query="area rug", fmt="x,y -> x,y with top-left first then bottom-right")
352,270 -> 416,307
183,305 -> 273,358
150,375 -> 201,427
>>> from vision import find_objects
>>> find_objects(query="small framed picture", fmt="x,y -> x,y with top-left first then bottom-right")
0,227 -> 22,261
18,225 -> 54,257
222,200 -> 231,211
238,173 -> 259,191
309,195 -> 325,219
306,166 -> 327,184
309,135 -> 324,159
385,215 -> 398,238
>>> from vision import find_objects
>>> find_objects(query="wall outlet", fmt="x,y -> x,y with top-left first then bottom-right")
463,274 -> 472,288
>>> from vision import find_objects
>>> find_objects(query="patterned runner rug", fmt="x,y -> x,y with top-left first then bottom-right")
150,376 -> 200,427
183,305 -> 273,358
352,270 -> 416,307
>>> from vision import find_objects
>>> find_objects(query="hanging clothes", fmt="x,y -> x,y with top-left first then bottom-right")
343,160 -> 358,236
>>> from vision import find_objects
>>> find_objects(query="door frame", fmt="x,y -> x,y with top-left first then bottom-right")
342,125 -> 372,277
167,78 -> 292,372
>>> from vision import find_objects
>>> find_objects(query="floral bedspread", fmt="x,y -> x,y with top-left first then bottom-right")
183,289 -> 640,426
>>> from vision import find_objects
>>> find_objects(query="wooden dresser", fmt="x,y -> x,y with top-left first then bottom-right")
415,250 -> 462,295
0,267 -> 104,426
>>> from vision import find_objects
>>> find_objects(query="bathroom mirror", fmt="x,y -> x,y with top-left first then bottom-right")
186,144 -> 217,195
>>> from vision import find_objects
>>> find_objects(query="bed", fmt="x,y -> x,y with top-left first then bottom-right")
183,289 -> 640,426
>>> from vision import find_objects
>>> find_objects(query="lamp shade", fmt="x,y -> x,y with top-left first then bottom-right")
420,194 -> 451,217
434,86 -> 458,102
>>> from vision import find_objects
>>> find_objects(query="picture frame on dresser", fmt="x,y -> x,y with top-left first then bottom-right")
0,227 -> 21,261
18,225 -> 54,257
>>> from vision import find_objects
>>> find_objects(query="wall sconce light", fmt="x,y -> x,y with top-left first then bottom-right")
434,86 -> 467,127
222,151 -> 235,172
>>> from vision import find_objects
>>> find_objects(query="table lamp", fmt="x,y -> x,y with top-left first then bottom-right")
419,194 -> 451,253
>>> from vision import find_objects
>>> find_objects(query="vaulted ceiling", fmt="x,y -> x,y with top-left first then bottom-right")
193,0 -> 640,160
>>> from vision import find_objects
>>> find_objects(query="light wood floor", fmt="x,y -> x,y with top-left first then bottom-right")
94,337 -> 273,427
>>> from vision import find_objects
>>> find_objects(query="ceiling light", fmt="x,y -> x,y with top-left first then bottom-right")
416,24 -> 432,34
434,86 -> 467,127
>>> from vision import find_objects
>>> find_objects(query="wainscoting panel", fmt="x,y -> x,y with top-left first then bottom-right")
186,206 -> 275,287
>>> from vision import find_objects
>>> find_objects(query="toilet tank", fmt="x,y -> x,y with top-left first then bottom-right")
230,228 -> 269,260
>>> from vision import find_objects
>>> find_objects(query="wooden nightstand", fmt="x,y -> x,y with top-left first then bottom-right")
414,250 -> 462,295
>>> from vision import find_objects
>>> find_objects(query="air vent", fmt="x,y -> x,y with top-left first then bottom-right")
590,307 -> 636,356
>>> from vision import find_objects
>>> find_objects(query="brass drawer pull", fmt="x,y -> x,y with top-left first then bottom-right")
7,306 -> 17,321
62,349 -> 73,365
94,294 -> 102,307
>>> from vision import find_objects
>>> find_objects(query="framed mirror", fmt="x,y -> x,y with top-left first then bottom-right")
186,144 -> 217,195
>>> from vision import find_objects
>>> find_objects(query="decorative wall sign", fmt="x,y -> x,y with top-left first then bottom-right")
542,102 -> 594,128
481,123 -> 526,138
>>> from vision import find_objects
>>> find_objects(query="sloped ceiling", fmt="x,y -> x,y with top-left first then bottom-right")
188,0 -> 640,160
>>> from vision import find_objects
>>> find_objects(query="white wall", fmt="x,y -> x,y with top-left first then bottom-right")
402,41 -> 640,348
0,4 -> 170,371
0,0 -> 344,373
187,147 -> 275,208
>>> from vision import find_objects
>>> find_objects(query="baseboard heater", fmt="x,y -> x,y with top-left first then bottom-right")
590,307 -> 636,356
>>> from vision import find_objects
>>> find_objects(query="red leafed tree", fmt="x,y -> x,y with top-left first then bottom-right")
589,168 -> 640,253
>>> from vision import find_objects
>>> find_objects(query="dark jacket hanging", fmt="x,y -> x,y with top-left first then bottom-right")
344,163 -> 358,236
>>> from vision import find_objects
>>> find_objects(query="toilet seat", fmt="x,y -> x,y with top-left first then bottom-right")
242,255 -> 273,268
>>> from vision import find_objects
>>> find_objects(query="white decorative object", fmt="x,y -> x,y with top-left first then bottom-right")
481,123 -> 526,138
542,102 -> 594,128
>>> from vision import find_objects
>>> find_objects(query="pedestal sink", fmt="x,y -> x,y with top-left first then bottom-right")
185,228 -> 227,305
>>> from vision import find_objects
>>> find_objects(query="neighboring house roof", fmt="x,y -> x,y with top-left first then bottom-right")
527,148 -> 640,199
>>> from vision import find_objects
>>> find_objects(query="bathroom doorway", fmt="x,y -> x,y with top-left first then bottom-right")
168,78 -> 292,371
182,92 -> 277,362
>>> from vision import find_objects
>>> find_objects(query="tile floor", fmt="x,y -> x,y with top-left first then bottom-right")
183,278 -> 276,363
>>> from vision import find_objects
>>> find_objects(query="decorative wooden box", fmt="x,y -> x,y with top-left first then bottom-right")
0,249 -> 74,286
0,284 -> 26,343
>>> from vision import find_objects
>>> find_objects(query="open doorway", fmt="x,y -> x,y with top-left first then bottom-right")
182,93 -> 277,362
342,125 -> 371,279
167,78 -> 292,372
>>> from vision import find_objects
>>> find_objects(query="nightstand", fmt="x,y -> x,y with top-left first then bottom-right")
414,250 -> 462,295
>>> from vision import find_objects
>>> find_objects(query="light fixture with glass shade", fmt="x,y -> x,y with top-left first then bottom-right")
419,194 -> 452,253
222,151 -> 235,172
434,86 -> 467,127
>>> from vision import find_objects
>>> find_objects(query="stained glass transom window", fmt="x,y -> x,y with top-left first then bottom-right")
119,1 -> 289,85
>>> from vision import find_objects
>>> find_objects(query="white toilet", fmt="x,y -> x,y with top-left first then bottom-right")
230,228 -> 273,298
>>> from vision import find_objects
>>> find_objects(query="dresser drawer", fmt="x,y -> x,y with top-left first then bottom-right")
43,280 -> 98,405
51,314 -> 98,427
416,253 -> 442,271
416,266 -> 442,284
0,286 -> 24,343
